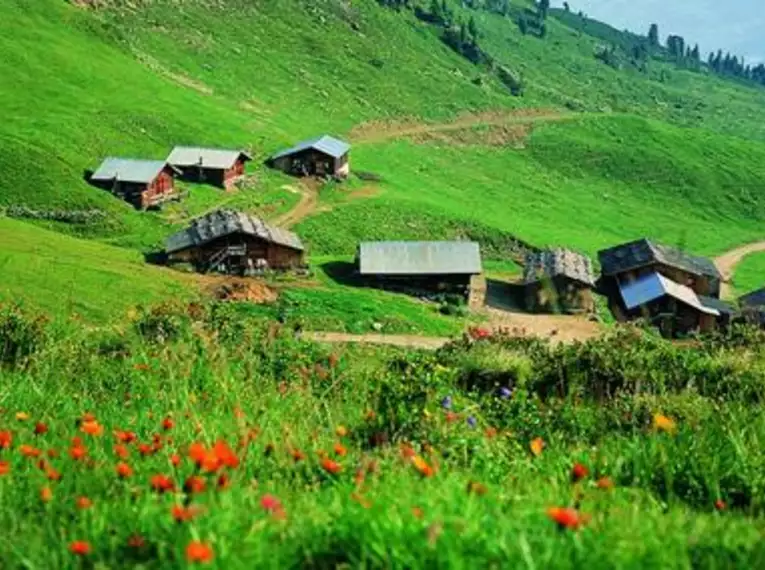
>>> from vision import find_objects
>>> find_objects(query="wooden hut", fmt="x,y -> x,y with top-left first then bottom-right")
616,271 -> 732,336
598,238 -> 722,301
268,136 -> 350,178
523,248 -> 596,314
165,209 -> 304,275
90,158 -> 181,209
166,147 -> 252,189
355,241 -> 482,297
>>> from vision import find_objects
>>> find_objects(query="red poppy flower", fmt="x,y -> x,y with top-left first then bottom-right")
46,467 -> 62,481
260,493 -> 282,513
34,422 -> 48,435
116,462 -> 133,479
170,453 -> 181,467
0,430 -> 12,449
547,507 -> 589,530
186,540 -> 214,563
333,442 -> 347,457
213,440 -> 239,468
715,499 -> 727,511
138,443 -> 154,457
19,444 -> 41,458
150,474 -> 175,494
189,442 -> 207,466
571,463 -> 589,483
184,475 -> 206,494
161,417 -> 174,431
0,461 -> 10,476
114,444 -> 129,460
76,496 -> 93,510
321,457 -> 342,475
290,448 -> 306,462
69,540 -> 91,556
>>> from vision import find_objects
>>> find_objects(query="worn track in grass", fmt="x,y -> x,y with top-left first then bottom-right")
715,241 -> 765,299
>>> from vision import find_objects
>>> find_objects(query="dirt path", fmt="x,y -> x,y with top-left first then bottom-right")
714,241 -> 765,299
303,332 -> 450,350
273,180 -> 319,228
349,108 -> 581,144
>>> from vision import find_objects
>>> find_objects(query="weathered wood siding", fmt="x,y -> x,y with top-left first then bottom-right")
168,233 -> 303,271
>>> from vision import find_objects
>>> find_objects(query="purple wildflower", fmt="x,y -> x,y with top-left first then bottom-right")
441,396 -> 453,410
498,387 -> 512,399
467,416 -> 477,428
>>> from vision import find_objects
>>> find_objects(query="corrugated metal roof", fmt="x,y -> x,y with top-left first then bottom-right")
271,135 -> 351,161
358,241 -> 482,276
739,288 -> 765,308
523,248 -> 595,286
619,271 -> 719,316
167,147 -> 252,170
598,239 -> 720,279
91,158 -> 172,184
698,296 -> 736,315
165,209 -> 304,254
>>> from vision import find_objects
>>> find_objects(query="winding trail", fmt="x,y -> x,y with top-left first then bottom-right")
714,241 -> 765,299
273,180 -> 319,229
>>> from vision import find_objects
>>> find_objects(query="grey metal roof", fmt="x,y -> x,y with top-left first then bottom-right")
165,209 -> 304,254
271,135 -> 351,161
357,241 -> 482,276
739,288 -> 765,308
523,248 -> 595,287
619,271 -> 719,316
91,158 -> 175,184
698,296 -> 737,315
598,239 -> 720,279
166,147 -> 252,170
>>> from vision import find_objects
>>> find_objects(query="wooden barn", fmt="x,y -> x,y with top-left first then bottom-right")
355,241 -> 482,297
616,271 -> 726,335
166,147 -> 252,189
165,209 -> 304,275
90,158 -> 181,209
523,248 -> 596,314
268,136 -> 350,178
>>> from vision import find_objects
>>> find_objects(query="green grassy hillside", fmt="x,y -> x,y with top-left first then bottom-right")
2,0 -> 765,321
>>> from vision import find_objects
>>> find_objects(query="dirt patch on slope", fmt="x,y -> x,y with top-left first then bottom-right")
349,108 -> 566,145
199,277 -> 278,304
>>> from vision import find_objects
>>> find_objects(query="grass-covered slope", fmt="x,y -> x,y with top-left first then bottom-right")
0,218 -> 190,322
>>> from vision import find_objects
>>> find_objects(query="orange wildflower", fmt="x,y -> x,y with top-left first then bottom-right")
571,463 -> 589,483
170,453 -> 181,467
364,409 -> 376,421
445,411 -> 460,424
354,468 -> 365,488
653,413 -> 677,434
0,431 -> 11,449
116,462 -> 133,479
333,442 -> 347,457
114,444 -> 129,460
40,486 -> 53,503
0,461 -> 9,476
412,506 -> 424,519
69,445 -> 87,461
547,507 -> 589,530
183,475 -> 206,494
213,440 -> 239,468
399,443 -> 416,459
76,496 -> 93,510
216,473 -> 230,491
186,541 -> 214,564
321,457 -> 342,475
150,474 -> 175,494
20,444 -> 41,458
290,448 -> 306,462
596,476 -> 615,490
529,437 -> 545,457
81,413 -> 96,423
81,420 -> 103,436
412,455 -> 435,478
172,504 -> 204,523
715,499 -> 727,511
46,467 -> 62,481
138,443 -> 154,457
336,425 -> 348,437
69,541 -> 91,556
15,412 -> 29,421
115,430 -> 137,444
485,427 -> 498,439
46,449 -> 59,458
34,422 -> 49,435
161,416 -> 174,431
127,534 -> 146,549
260,494 -> 287,520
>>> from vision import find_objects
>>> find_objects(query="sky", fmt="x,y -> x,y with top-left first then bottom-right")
554,0 -> 765,65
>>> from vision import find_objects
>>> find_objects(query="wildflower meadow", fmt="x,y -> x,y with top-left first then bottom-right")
0,302 -> 764,568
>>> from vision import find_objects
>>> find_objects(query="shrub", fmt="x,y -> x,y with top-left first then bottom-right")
0,304 -> 49,367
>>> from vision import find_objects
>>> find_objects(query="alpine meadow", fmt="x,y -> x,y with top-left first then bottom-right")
2,0 -> 765,568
